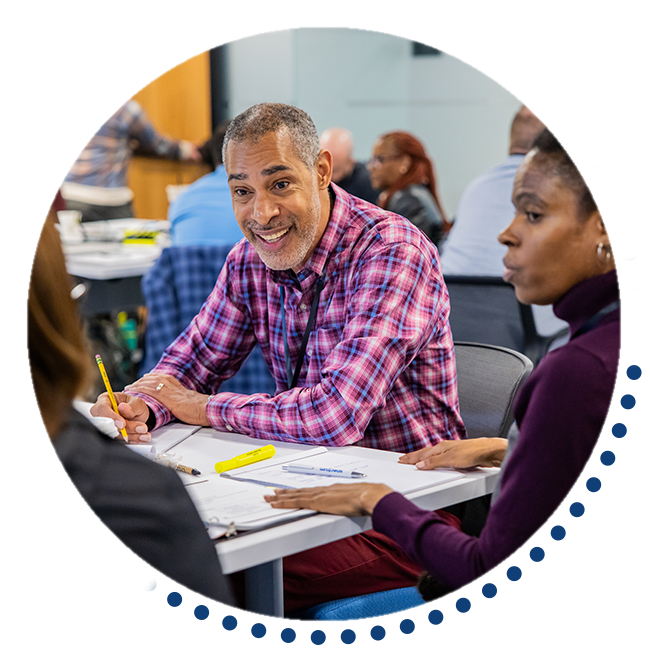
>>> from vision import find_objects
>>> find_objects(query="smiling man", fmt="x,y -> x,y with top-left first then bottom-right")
93,103 -> 464,454
90,102 -> 465,612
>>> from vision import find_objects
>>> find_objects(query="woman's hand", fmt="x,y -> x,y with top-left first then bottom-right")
264,483 -> 394,517
398,438 -> 508,470
125,373 -> 211,427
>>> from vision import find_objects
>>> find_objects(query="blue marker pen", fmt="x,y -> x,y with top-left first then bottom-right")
282,464 -> 367,479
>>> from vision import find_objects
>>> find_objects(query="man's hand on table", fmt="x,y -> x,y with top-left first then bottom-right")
264,483 -> 394,517
125,373 -> 211,428
398,438 -> 508,470
90,393 -> 153,443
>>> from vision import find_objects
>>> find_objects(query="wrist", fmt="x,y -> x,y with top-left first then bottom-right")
479,437 -> 508,467
359,484 -> 394,516
193,393 -> 211,427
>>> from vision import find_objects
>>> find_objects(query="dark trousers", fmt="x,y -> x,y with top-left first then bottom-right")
229,510 -> 460,616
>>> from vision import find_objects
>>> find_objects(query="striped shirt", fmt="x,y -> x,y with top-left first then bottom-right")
136,184 -> 465,453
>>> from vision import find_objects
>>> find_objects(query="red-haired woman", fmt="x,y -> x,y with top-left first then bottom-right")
367,131 -> 450,247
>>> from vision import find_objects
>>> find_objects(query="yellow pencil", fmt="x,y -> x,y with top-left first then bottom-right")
95,354 -> 129,442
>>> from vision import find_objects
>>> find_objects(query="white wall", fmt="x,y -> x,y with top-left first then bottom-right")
226,28 -> 522,217
26,27 -> 87,150
227,31 -> 295,113
27,27 -> 622,216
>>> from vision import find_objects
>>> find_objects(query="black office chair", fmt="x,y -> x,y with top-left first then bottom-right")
444,275 -> 569,365
454,341 -> 533,537
455,341 -> 533,439
299,342 -> 534,620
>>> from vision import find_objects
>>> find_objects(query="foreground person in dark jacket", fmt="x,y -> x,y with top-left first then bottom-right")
28,215 -> 233,604
265,128 -> 619,594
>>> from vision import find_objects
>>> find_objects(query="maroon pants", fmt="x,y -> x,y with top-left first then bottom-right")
229,510 -> 460,615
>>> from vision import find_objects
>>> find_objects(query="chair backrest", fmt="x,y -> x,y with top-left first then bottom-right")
444,275 -> 538,357
455,341 -> 533,439
141,245 -> 277,395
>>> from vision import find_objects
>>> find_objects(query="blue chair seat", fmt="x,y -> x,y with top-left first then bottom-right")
301,586 -> 424,620
140,245 -> 276,395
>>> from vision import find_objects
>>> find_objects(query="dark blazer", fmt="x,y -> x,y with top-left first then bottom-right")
27,410 -> 237,621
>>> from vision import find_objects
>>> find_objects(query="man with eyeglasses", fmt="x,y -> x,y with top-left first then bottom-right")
90,103 -> 465,611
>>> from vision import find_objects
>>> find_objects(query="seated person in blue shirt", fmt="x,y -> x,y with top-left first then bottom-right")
441,106 -> 564,337
168,121 -> 243,247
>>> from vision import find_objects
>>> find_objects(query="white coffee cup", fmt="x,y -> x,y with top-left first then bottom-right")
57,210 -> 83,242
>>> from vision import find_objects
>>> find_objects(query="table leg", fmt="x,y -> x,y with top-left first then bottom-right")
244,558 -> 284,617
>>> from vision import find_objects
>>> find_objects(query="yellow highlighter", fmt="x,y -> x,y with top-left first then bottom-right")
95,354 -> 129,442
215,445 -> 276,473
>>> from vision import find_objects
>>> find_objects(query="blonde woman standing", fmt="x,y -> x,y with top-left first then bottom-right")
54,41 -> 200,221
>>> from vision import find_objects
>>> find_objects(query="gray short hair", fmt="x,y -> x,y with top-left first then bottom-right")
222,103 -> 321,170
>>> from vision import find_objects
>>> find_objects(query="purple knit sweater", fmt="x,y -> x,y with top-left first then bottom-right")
372,270 -> 620,588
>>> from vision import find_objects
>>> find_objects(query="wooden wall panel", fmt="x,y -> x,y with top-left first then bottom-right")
128,51 -> 212,221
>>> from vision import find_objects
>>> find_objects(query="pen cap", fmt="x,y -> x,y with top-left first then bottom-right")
214,444 -> 276,473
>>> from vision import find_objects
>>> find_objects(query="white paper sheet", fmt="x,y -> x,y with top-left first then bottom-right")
185,475 -> 315,535
223,449 -> 464,494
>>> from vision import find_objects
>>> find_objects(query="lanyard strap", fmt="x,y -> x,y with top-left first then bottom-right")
573,299 -> 620,339
280,261 -> 329,390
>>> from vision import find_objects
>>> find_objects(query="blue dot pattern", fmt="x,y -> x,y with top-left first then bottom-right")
600,451 -> 615,465
311,630 -> 326,645
482,583 -> 497,597
371,626 -> 386,640
507,566 -> 522,581
612,423 -> 627,438
621,394 -> 636,409
252,623 -> 266,639
400,619 -> 415,634
428,610 -> 444,625
551,526 -> 566,540
222,616 -> 237,631
627,365 -> 641,380
194,605 -> 209,620
167,592 -> 182,607
341,630 -> 356,644
587,477 -> 602,492
281,628 -> 296,644
456,598 -> 471,613
570,502 -> 585,517
529,547 -> 545,562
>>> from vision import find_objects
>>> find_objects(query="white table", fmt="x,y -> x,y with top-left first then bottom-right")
61,219 -> 168,315
168,427 -> 500,617
62,218 -> 169,278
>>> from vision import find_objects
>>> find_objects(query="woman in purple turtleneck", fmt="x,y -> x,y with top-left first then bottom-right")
265,128 -> 619,593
